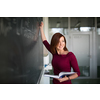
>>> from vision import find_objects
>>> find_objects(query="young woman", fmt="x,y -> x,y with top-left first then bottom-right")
40,22 -> 80,84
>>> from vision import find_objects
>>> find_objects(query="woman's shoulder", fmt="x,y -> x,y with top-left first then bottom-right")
68,52 -> 77,60
68,51 -> 74,55
67,51 -> 76,58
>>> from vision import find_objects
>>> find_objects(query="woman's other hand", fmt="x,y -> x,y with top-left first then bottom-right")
55,76 -> 69,83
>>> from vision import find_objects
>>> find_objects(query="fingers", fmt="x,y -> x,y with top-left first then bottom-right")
54,76 -> 68,82
57,76 -> 68,83
40,22 -> 44,29
40,22 -> 43,26
41,21 -> 43,24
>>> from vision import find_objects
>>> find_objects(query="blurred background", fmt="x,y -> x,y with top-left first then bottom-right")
43,17 -> 100,84
0,17 -> 100,84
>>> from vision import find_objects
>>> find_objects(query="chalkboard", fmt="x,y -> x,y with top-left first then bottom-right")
0,17 -> 43,84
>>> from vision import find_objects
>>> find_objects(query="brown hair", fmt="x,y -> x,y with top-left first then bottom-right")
50,33 -> 68,54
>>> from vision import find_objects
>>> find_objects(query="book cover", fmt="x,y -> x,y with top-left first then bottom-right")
44,72 -> 76,78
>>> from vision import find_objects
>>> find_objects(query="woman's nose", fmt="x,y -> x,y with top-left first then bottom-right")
59,42 -> 62,45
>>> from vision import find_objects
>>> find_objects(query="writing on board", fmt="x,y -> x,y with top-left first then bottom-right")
0,17 -> 41,40
0,17 -> 43,83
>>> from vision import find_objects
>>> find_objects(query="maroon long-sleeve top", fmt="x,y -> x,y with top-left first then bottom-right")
43,40 -> 80,84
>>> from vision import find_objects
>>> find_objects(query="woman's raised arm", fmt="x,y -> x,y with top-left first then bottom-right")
40,22 -> 47,42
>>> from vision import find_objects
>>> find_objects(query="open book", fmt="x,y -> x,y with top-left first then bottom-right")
44,72 -> 76,79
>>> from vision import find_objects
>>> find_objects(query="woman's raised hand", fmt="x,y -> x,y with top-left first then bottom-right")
39,22 -> 46,41
40,22 -> 44,29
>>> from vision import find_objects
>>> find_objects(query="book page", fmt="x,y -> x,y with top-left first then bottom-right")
44,74 -> 59,78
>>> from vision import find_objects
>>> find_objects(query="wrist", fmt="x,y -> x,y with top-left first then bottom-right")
40,28 -> 43,32
67,77 -> 70,81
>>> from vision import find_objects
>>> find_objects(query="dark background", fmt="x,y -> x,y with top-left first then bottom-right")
0,17 -> 43,84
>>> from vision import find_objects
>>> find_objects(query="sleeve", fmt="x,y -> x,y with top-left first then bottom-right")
43,40 -> 52,53
69,52 -> 80,76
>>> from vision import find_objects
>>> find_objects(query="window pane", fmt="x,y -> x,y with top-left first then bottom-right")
49,17 -> 68,35
70,17 -> 94,32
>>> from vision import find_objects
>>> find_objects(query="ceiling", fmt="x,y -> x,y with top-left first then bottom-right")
49,17 -> 97,28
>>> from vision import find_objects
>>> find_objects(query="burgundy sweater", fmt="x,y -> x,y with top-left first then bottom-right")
43,40 -> 80,84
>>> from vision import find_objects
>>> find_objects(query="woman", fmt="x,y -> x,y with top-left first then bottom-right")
40,22 -> 80,84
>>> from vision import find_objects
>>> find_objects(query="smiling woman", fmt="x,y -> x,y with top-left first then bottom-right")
50,33 -> 68,54
56,36 -> 67,54
40,22 -> 80,84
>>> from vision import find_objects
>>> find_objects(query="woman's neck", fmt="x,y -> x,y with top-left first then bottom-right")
57,50 -> 69,54
57,49 -> 66,54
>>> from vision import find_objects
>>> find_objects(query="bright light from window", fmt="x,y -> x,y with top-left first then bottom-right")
97,28 -> 100,35
80,27 -> 91,31
51,28 -> 63,34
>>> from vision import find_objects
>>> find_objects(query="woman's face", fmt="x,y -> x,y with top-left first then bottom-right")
56,36 -> 65,51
